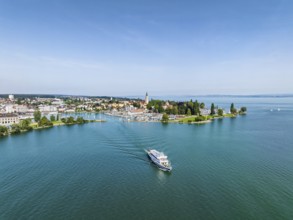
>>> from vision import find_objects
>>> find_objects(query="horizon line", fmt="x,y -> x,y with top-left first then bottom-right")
1,93 -> 293,98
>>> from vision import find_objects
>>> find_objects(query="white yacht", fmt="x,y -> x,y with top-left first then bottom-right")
147,149 -> 172,172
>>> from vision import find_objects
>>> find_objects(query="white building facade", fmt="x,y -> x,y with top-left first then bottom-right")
38,105 -> 57,112
0,114 -> 19,125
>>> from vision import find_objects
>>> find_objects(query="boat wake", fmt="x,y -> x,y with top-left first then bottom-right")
94,124 -> 157,163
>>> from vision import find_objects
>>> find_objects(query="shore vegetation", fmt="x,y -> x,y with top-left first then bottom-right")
0,116 -> 105,137
161,113 -> 169,123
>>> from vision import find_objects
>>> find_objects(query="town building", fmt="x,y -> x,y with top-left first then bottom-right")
5,105 -> 15,113
0,104 -> 6,113
51,98 -> 64,105
0,114 -> 19,125
38,105 -> 57,113
15,105 -> 28,113
128,109 -> 145,116
145,92 -> 149,104
8,94 -> 14,101
3,104 -> 30,113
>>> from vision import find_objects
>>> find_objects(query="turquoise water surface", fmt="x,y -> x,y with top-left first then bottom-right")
0,98 -> 293,219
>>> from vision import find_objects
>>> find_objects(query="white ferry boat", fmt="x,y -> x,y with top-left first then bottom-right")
147,149 -> 172,172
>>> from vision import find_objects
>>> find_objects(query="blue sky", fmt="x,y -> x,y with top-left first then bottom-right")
0,0 -> 293,96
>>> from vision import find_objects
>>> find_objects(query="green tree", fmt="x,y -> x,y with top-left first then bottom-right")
39,116 -> 53,127
50,115 -> 56,122
34,110 -> 41,122
210,103 -> 216,115
0,126 -> 8,136
193,100 -> 200,115
11,124 -> 21,134
161,113 -> 169,123
230,103 -> 237,114
194,116 -> 206,122
240,107 -> 247,113
76,116 -> 85,124
200,102 -> 205,109
19,119 -> 32,130
16,98 -> 22,105
158,105 -> 164,113
147,102 -> 153,110
133,102 -> 141,108
178,104 -> 186,115
172,106 -> 178,115
165,107 -> 172,115
61,118 -> 66,123
230,103 -> 234,112
187,100 -> 194,111
66,116 -> 75,124
218,108 -> 224,116
187,108 -> 191,116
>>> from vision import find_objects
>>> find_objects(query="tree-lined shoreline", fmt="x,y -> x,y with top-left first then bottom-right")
0,114 -> 105,137
157,101 -> 247,123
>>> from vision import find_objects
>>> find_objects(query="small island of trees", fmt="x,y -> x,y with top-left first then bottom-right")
146,99 -> 247,124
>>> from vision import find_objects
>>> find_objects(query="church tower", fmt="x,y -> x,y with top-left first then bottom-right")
145,92 -> 149,104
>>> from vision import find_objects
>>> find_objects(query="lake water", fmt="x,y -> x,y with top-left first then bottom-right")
1,97 -> 293,219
